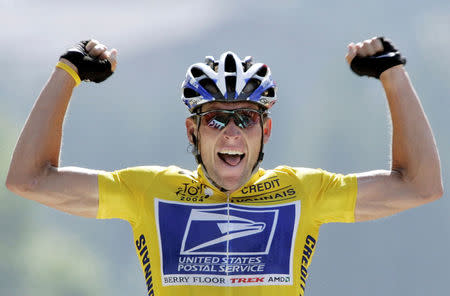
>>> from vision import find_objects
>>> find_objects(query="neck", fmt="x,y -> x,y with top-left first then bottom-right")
200,164 -> 231,193
200,164 -> 260,194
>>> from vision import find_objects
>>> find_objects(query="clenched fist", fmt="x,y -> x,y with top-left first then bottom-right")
346,37 -> 406,79
60,39 -> 118,83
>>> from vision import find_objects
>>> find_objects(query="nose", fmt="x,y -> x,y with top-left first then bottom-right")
223,118 -> 241,139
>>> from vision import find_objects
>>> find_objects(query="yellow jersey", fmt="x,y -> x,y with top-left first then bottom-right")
97,165 -> 357,296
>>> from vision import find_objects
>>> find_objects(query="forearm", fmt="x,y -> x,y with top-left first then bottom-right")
381,65 -> 443,196
6,66 -> 76,189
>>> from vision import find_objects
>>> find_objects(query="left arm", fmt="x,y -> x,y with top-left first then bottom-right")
346,39 -> 443,222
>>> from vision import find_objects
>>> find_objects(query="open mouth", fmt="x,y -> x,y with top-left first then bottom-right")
218,150 -> 245,166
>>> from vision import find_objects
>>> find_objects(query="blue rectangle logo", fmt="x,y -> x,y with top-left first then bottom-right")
155,199 -> 300,286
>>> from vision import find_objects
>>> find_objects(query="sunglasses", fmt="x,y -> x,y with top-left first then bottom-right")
195,108 -> 266,130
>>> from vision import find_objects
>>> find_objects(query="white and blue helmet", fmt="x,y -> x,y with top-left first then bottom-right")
181,51 -> 277,112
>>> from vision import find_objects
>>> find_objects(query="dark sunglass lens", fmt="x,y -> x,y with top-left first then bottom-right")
202,112 -> 216,123
203,111 -> 230,130
236,110 -> 260,128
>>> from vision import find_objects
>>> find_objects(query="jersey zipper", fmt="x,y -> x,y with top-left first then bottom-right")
226,192 -> 232,295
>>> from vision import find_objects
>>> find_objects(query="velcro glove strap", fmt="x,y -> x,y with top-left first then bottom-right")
60,40 -> 113,83
350,37 -> 406,79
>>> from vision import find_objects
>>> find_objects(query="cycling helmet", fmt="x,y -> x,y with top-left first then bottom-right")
181,51 -> 277,112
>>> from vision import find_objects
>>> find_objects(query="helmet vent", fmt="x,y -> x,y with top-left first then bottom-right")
225,76 -> 236,99
256,65 -> 268,77
242,56 -> 254,72
191,67 -> 204,78
262,87 -> 275,97
199,78 -> 223,99
225,54 -> 237,72
184,88 -> 200,98
242,78 -> 261,95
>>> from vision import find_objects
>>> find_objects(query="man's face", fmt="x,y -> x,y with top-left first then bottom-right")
186,102 -> 272,192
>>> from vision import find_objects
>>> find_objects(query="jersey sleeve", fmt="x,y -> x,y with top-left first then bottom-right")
291,167 -> 358,224
97,166 -> 164,225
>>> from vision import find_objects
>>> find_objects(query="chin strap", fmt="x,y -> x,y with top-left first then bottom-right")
251,114 -> 265,174
192,118 -> 229,192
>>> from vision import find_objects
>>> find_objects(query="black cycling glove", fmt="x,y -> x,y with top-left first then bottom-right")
350,37 -> 406,79
60,40 -> 113,83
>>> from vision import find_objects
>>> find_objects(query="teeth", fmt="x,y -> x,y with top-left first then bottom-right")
219,150 -> 244,155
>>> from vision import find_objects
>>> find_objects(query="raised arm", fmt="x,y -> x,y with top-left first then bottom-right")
5,40 -> 117,218
345,37 -> 443,222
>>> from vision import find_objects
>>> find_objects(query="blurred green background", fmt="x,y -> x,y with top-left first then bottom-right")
1,0 -> 449,295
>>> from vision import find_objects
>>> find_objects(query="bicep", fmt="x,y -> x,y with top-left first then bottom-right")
355,170 -> 428,222
15,166 -> 101,218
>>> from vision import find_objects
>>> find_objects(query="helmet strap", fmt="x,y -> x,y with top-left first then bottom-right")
251,116 -> 265,174
193,117 -> 229,192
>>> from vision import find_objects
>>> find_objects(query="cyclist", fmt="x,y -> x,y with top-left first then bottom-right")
6,37 -> 443,296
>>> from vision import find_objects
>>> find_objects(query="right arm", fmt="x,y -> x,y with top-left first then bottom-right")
5,40 -> 117,218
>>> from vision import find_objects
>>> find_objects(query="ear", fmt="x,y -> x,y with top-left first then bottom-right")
263,117 -> 272,144
185,117 -> 197,145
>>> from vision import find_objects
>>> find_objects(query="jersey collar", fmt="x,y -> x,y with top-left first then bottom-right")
196,165 -> 265,196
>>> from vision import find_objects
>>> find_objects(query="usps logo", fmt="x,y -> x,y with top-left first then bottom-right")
181,207 -> 277,255
155,199 -> 300,286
